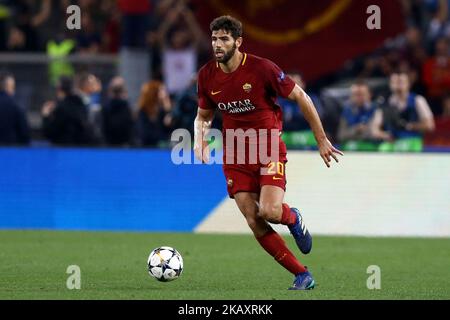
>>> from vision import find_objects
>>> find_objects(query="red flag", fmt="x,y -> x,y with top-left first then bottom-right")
194,0 -> 405,81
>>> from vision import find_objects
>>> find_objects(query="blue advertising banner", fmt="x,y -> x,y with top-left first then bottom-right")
0,148 -> 226,232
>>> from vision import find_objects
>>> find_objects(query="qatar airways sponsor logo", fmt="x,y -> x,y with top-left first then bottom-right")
217,99 -> 255,114
170,128 -> 280,171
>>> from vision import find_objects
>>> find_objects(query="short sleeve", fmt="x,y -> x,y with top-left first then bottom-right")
197,68 -> 215,110
261,59 -> 296,98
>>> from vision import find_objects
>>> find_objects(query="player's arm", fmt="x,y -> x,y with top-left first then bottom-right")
194,107 -> 215,163
288,84 -> 343,167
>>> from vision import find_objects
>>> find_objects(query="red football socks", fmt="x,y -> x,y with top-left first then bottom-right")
256,228 -> 306,275
280,203 -> 297,225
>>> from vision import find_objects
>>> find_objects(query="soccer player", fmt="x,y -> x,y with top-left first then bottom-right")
194,16 -> 343,290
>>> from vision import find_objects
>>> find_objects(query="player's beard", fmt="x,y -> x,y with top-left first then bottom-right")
216,43 -> 237,64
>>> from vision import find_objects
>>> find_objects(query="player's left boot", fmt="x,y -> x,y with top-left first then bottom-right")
288,208 -> 312,254
289,268 -> 315,290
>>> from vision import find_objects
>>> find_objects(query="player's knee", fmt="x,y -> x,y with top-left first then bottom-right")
259,202 -> 282,222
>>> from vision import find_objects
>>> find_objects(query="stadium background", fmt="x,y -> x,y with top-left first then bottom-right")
0,0 -> 448,236
0,0 -> 449,300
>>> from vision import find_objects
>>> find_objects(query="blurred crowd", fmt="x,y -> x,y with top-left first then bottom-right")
0,69 -> 201,147
327,0 -> 450,149
0,0 -> 117,53
1,0 -> 450,150
0,0 -> 210,80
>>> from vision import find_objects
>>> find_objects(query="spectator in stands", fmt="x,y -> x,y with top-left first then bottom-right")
102,76 -> 134,146
396,26 -> 428,95
41,76 -> 95,145
337,80 -> 378,144
46,31 -> 76,85
422,37 -> 450,114
278,73 -> 324,132
136,80 -> 172,147
7,26 -> 28,51
8,2 -> 39,52
101,4 -> 121,53
372,72 -> 435,140
170,73 -> 198,136
424,0 -> 450,45
75,72 -> 103,141
75,13 -> 101,54
358,27 -> 426,87
118,0 -> 151,49
75,72 -> 102,110
146,0 -> 177,79
400,0 -> 428,31
8,0 -> 76,51
401,27 -> 428,71
0,72 -> 30,145
157,0 -> 207,95
27,0 -> 53,29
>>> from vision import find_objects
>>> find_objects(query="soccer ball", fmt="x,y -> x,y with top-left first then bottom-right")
147,246 -> 183,282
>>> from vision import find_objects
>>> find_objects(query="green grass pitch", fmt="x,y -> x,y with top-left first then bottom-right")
0,230 -> 448,299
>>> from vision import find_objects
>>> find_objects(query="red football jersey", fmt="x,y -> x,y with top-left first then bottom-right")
197,53 -> 295,164
198,53 -> 295,131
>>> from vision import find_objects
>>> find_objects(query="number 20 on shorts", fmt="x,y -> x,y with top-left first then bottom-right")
267,162 -> 285,176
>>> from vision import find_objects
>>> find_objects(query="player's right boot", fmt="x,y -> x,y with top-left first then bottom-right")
289,268 -> 315,290
288,208 -> 312,254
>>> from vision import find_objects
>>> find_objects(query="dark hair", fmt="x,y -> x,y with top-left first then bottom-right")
0,72 -> 13,91
57,76 -> 74,95
110,83 -> 125,98
353,79 -> 369,87
111,85 -> 123,97
210,15 -> 242,39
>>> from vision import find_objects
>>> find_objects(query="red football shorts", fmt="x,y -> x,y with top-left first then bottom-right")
223,159 -> 287,198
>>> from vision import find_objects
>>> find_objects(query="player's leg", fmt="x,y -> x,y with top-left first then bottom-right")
258,185 -> 290,223
223,164 -> 270,238
233,192 -> 309,281
260,185 -> 312,255
257,186 -> 315,290
233,192 -> 270,238
259,162 -> 313,255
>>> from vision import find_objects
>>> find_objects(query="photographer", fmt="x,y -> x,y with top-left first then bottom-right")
371,72 -> 435,142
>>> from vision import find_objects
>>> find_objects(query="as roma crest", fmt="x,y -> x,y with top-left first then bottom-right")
243,83 -> 252,93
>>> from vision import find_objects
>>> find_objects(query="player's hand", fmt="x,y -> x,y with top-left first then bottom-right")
193,140 -> 210,163
194,118 -> 212,164
318,138 -> 344,168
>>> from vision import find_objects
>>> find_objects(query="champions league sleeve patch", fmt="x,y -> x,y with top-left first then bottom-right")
278,71 -> 286,82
